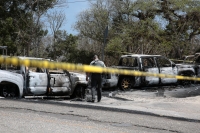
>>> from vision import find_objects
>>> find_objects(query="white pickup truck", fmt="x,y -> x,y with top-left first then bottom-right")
102,54 -> 196,91
0,56 -> 88,98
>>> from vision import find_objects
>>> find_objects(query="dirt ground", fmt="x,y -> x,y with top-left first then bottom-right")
103,84 -> 200,104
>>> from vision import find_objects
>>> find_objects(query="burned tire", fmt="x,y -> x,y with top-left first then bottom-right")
119,77 -> 132,91
1,84 -> 19,98
70,85 -> 86,99
179,72 -> 196,85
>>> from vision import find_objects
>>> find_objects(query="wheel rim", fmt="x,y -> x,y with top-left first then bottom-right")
121,78 -> 131,90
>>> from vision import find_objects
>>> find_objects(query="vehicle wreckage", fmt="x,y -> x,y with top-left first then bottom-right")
175,53 -> 200,84
0,56 -> 88,98
102,54 -> 197,90
1,54 -> 197,97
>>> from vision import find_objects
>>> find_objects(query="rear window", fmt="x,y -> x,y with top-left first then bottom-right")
28,67 -> 45,73
156,56 -> 172,67
141,57 -> 156,67
118,57 -> 138,67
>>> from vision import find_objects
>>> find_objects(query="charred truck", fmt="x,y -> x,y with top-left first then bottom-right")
175,53 -> 200,84
102,54 -> 196,90
0,56 -> 88,98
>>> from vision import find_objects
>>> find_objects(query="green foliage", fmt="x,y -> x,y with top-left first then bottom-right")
45,30 -> 95,64
75,0 -> 111,43
94,0 -> 200,61
46,31 -> 77,61
0,0 -> 58,56
106,37 -> 125,54
1,0 -> 200,65
69,50 -> 95,65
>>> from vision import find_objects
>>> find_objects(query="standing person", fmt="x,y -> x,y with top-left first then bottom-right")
86,55 -> 106,102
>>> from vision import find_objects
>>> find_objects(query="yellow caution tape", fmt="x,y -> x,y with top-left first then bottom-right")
1,56 -> 200,81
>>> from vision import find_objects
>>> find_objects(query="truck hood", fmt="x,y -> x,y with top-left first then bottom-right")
0,70 -> 23,79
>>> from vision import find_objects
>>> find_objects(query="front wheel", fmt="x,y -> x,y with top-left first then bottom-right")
70,85 -> 86,99
119,77 -> 132,91
1,85 -> 19,98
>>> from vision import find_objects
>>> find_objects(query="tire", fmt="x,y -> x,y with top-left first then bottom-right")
179,72 -> 196,85
1,85 -> 19,98
119,77 -> 132,91
70,85 -> 86,99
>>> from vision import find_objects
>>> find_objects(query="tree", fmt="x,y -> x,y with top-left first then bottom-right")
74,0 -> 112,61
0,0 -> 30,55
45,30 -> 95,64
46,10 -> 66,60
0,0 -> 66,56
45,30 -> 76,61
75,0 -> 200,66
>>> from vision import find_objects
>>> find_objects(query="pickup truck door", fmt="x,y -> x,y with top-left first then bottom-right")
141,57 -> 159,85
49,71 -> 71,95
28,67 -> 48,95
156,56 -> 178,84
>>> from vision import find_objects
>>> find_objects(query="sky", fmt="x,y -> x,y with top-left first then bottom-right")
50,0 -> 168,36
58,0 -> 91,35
52,0 -> 166,35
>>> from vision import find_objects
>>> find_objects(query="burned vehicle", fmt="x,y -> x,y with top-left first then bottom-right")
102,54 -> 196,90
101,73 -> 118,89
0,56 -> 88,98
115,54 -> 178,90
103,54 -> 200,90
175,53 -> 200,84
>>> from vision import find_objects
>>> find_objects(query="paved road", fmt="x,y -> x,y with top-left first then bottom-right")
0,97 -> 199,133
0,85 -> 200,132
21,84 -> 200,122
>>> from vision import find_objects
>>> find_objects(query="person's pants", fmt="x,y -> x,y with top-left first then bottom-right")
91,86 -> 102,102
91,74 -> 102,102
